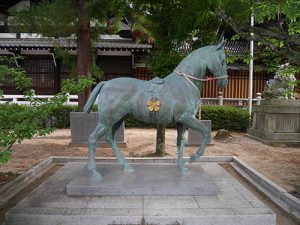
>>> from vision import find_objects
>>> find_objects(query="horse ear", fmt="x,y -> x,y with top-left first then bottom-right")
216,39 -> 227,50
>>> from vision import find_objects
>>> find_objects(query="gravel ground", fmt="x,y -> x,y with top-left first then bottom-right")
0,128 -> 299,198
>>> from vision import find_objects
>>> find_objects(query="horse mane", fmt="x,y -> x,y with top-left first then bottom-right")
175,45 -> 215,77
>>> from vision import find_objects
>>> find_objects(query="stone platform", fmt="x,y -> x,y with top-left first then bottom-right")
4,162 -> 276,225
67,163 -> 218,196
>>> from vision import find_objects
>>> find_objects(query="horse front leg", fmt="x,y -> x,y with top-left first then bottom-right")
88,123 -> 108,180
176,123 -> 189,174
179,113 -> 209,163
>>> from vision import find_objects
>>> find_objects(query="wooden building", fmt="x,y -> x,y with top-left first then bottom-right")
0,37 -> 152,95
0,1 -> 278,101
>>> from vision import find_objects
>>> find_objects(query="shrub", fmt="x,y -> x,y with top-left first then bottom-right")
40,105 -> 249,131
201,105 -> 250,131
0,93 -> 70,158
0,103 -> 53,153
46,105 -> 78,128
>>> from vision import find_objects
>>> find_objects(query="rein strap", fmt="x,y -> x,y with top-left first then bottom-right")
174,69 -> 228,82
174,68 -> 228,94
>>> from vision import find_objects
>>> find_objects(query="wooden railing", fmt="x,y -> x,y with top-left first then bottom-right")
201,92 -> 262,106
0,94 -> 78,105
0,93 -> 262,107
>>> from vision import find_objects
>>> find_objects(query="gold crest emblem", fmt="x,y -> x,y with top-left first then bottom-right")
147,97 -> 161,112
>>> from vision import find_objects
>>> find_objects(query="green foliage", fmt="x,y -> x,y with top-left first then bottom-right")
54,48 -> 103,88
254,0 -> 300,35
130,0 -> 220,50
0,103 -> 53,151
11,0 -> 126,38
86,0 -> 127,34
220,0 -> 300,67
0,150 -> 12,165
201,105 -> 250,131
0,56 -> 31,92
125,106 -> 250,132
46,105 -> 78,128
146,52 -> 184,77
91,53 -> 104,79
11,0 -> 76,37
19,104 -> 250,132
216,0 -> 252,23
61,76 -> 96,94
0,92 -> 69,152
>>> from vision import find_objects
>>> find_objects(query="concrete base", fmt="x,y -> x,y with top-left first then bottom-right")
248,100 -> 300,146
247,128 -> 300,146
4,162 -> 276,225
66,163 -> 218,196
70,112 -> 126,147
186,120 -> 212,147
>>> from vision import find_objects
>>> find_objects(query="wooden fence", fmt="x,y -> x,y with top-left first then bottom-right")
133,68 -> 273,102
202,69 -> 273,99
1,62 -> 273,101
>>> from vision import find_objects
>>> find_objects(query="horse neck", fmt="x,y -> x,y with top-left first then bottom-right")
175,50 -> 206,79
174,50 -> 206,93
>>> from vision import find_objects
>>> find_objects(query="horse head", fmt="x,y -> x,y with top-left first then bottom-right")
206,40 -> 228,89
174,41 -> 228,92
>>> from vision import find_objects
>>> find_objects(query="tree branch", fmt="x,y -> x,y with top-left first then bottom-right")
213,8 -> 300,66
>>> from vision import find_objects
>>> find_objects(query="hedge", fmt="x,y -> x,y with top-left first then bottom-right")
46,105 -> 78,128
2,104 -> 249,131
125,105 -> 250,131
201,105 -> 250,131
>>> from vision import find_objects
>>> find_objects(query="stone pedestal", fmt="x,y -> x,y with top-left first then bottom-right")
70,112 -> 126,147
248,100 -> 300,146
4,162 -> 276,225
66,163 -> 218,196
186,120 -> 212,146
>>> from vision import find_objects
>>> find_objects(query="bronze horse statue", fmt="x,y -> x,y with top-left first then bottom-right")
84,41 -> 228,179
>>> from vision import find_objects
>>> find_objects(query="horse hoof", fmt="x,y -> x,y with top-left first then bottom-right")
180,166 -> 191,175
189,154 -> 196,163
90,169 -> 103,181
123,164 -> 134,172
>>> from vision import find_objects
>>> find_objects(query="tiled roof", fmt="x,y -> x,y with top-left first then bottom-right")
0,38 -> 152,51
225,40 -> 250,55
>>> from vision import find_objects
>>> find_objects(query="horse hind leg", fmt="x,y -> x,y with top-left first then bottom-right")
106,118 -> 134,172
176,123 -> 190,174
87,123 -> 108,180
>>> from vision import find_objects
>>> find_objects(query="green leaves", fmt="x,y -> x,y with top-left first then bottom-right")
0,104 -> 53,151
0,56 -> 31,93
0,150 -> 12,165
146,52 -> 183,77
0,55 -> 70,157
61,76 -> 96,94
202,105 -> 250,131
11,0 -> 76,37
131,0 -> 220,51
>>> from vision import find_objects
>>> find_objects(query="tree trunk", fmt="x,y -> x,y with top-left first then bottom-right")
77,0 -> 91,111
155,124 -> 166,156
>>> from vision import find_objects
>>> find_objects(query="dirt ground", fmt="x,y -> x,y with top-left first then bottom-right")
0,128 -> 299,197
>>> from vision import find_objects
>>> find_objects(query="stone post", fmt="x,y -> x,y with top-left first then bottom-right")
256,92 -> 262,105
218,92 -> 223,106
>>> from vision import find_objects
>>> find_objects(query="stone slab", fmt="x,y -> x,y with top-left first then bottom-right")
186,120 -> 212,146
70,112 -> 125,146
66,163 -> 218,196
4,162 -> 276,225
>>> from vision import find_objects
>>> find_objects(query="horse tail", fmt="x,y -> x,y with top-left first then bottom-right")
83,82 -> 106,113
